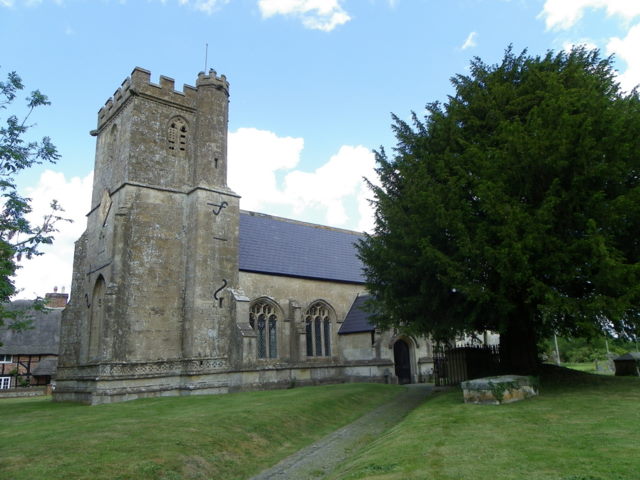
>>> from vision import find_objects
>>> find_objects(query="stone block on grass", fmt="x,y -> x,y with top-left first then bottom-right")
461,375 -> 538,405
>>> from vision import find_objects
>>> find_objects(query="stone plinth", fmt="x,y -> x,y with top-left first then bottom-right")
461,375 -> 538,405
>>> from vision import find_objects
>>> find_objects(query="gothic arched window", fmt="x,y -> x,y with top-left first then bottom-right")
250,300 -> 278,359
304,301 -> 332,357
167,117 -> 188,155
323,318 -> 331,356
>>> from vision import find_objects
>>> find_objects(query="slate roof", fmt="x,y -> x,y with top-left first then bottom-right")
0,300 -> 62,355
338,294 -> 375,334
239,211 -> 366,284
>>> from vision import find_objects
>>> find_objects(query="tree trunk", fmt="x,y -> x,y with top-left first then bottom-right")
499,305 -> 539,374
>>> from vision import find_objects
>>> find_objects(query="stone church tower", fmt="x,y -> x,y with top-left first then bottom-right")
54,68 -> 240,403
54,67 -> 446,405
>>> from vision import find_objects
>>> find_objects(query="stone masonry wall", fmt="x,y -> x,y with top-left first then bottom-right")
238,271 -> 366,364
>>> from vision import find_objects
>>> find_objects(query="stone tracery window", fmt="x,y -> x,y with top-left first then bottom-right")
167,117 -> 187,155
305,301 -> 332,357
250,300 -> 278,359
314,317 -> 322,355
323,318 -> 331,356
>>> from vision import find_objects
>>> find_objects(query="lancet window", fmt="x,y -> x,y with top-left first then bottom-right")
167,117 -> 188,155
88,275 -> 106,361
249,300 -> 278,359
304,302 -> 332,357
107,124 -> 117,164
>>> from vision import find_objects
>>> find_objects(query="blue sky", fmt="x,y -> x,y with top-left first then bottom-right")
2,0 -> 640,298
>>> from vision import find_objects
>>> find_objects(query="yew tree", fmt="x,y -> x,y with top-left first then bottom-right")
358,47 -> 640,373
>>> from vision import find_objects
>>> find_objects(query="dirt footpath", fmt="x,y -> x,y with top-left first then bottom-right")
249,384 -> 432,480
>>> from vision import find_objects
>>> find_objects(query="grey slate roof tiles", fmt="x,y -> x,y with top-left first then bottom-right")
339,294 -> 375,334
239,211 -> 366,284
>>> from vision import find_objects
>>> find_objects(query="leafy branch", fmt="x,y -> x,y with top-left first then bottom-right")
0,67 -> 69,334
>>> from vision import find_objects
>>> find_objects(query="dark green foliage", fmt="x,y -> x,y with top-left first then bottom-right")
541,335 -> 638,363
358,47 -> 640,372
0,68 -> 65,331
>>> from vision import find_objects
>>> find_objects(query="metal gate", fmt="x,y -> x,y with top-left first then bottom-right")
433,344 -> 500,386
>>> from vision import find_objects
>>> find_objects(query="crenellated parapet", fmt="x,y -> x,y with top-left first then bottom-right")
96,67 -> 228,131
196,69 -> 230,94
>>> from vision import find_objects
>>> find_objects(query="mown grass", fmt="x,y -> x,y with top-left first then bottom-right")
329,367 -> 640,480
563,362 -> 613,375
0,383 -> 400,480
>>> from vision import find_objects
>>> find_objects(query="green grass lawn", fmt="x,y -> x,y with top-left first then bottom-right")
563,361 -> 613,375
329,367 -> 640,480
0,383 -> 400,480
3,370 -> 638,480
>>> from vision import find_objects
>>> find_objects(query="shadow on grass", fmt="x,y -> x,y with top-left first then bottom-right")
328,367 -> 640,480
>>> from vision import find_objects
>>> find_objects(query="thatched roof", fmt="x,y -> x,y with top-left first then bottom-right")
31,357 -> 58,376
0,300 -> 62,355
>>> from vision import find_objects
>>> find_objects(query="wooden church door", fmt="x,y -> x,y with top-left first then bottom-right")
393,339 -> 412,384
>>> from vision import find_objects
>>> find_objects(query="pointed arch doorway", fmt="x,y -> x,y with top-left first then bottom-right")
393,339 -> 412,384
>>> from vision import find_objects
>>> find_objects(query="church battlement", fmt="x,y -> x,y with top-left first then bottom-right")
96,67 -> 229,130
196,69 -> 229,92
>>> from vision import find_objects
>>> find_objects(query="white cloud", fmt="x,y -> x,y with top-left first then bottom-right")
228,127 -> 377,231
282,145 -> 375,226
258,0 -> 351,32
171,0 -> 229,14
461,31 -> 477,50
184,0 -> 229,14
13,170 -> 93,299
539,2 -> 640,93
228,127 -> 304,210
561,39 -> 598,53
607,22 -> 640,92
540,0 -> 640,31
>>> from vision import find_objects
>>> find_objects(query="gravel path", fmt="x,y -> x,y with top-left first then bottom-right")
249,384 -> 433,480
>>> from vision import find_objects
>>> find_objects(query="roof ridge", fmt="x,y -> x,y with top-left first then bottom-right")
240,210 -> 364,236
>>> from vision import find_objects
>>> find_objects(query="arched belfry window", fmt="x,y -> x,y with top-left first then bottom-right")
249,300 -> 279,359
304,301 -> 332,357
167,117 -> 188,155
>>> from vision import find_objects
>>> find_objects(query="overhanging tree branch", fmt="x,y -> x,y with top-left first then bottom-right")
0,67 -> 68,335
